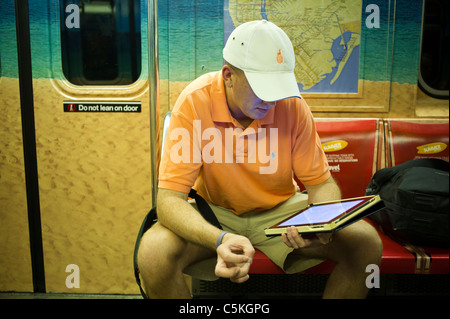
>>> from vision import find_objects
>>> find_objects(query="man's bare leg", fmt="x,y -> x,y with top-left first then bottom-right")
286,220 -> 383,299
137,222 -> 215,298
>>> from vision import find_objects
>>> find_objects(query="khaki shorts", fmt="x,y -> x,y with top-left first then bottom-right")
184,192 -> 325,280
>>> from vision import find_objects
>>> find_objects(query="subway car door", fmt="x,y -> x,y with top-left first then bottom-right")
0,1 -> 34,293
1,0 -> 157,294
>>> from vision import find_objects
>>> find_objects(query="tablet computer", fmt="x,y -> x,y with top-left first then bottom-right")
264,195 -> 383,237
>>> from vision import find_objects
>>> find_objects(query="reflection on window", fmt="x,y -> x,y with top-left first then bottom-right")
419,0 -> 449,99
60,0 -> 141,85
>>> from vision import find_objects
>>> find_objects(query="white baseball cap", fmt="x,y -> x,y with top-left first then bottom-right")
223,20 -> 301,102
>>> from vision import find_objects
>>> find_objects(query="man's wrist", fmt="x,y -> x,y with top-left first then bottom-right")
216,231 -> 230,249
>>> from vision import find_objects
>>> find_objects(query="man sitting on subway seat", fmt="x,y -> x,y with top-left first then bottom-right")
137,20 -> 382,299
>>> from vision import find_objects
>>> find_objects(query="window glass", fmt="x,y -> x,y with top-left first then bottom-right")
419,0 -> 449,99
60,0 -> 141,85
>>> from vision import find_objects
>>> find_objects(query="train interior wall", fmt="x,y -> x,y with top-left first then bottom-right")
0,0 -> 448,295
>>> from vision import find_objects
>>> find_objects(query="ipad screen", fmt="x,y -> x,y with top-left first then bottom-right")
277,199 -> 365,227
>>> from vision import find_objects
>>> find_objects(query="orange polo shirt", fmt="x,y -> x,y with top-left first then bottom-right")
158,71 -> 330,215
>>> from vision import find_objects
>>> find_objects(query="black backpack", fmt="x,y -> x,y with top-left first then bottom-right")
366,158 -> 449,247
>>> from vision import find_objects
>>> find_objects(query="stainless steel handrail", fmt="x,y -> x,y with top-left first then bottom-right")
148,0 -> 159,207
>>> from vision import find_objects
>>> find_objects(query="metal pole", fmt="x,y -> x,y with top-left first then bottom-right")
14,0 -> 46,293
148,0 -> 159,207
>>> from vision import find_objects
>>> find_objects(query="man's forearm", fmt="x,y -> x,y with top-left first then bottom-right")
156,188 -> 222,251
304,175 -> 342,204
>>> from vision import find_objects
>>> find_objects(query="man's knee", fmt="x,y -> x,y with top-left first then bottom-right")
137,222 -> 215,278
358,220 -> 383,254
351,220 -> 383,262
333,220 -> 383,265
137,223 -> 187,275
365,223 -> 383,264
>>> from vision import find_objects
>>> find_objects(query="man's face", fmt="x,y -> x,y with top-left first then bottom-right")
224,66 -> 276,124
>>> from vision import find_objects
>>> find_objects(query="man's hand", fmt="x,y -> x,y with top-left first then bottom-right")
282,226 -> 333,249
215,233 -> 255,283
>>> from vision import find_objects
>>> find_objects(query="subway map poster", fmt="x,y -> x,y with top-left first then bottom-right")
224,0 -> 362,94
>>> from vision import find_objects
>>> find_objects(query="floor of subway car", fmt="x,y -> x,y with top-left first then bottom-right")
1,273 -> 449,299
0,292 -> 142,299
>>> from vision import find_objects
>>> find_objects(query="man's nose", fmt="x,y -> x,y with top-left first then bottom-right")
263,101 -> 276,108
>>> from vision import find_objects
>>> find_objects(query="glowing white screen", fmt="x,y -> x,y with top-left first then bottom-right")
278,199 -> 364,227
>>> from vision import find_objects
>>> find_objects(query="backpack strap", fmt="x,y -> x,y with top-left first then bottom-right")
189,189 -> 223,230
133,207 -> 157,299
368,158 -> 449,194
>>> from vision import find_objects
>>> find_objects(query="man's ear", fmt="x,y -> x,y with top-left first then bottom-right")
222,65 -> 233,88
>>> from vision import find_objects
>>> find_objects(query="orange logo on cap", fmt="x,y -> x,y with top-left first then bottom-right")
277,49 -> 283,64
